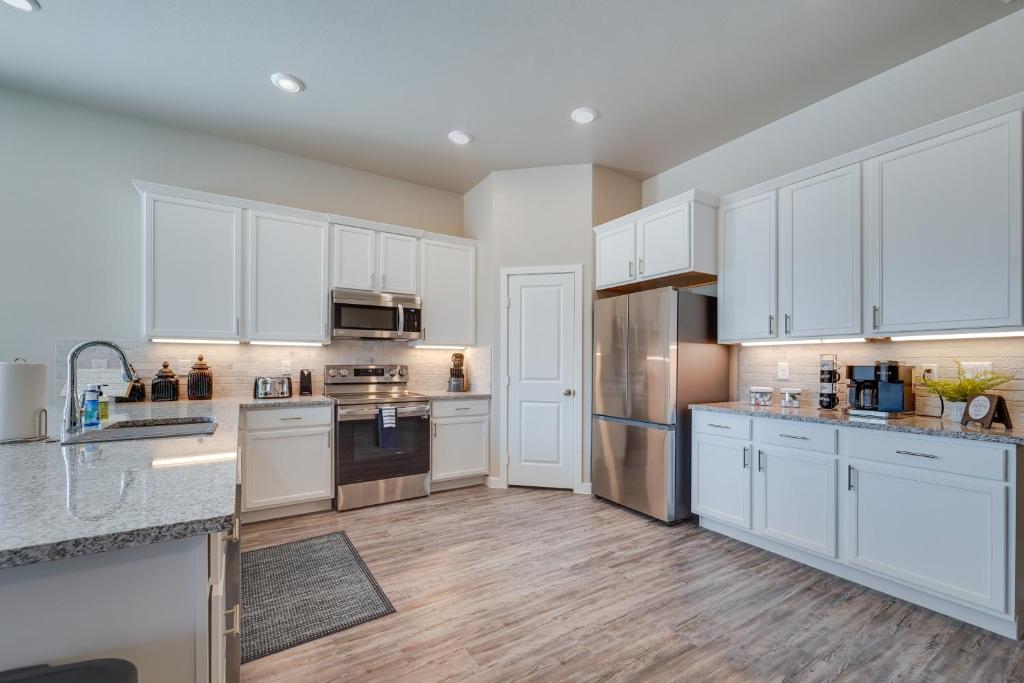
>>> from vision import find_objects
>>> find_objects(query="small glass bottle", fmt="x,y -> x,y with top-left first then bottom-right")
82,384 -> 101,428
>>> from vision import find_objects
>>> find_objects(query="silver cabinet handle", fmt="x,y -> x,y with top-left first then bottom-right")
848,464 -> 856,491
280,416 -> 303,421
895,449 -> 938,459
455,406 -> 470,411
707,423 -> 731,430
229,517 -> 240,543
784,313 -> 791,335
742,446 -> 750,469
381,273 -> 386,290
757,449 -> 765,472
432,422 -> 437,437
224,604 -> 240,636
779,433 -> 808,440
872,305 -> 880,329
769,315 -> 775,335
628,260 -> 634,277
638,258 -> 645,274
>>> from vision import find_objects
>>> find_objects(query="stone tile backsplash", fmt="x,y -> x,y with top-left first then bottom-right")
737,338 -> 1024,420
55,339 -> 491,400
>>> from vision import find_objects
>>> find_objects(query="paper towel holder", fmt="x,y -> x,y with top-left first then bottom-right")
0,358 -> 49,444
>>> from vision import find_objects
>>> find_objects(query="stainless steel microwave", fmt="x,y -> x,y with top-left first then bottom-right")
331,289 -> 422,341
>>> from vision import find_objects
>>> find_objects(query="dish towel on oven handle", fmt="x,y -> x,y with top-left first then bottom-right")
377,406 -> 398,449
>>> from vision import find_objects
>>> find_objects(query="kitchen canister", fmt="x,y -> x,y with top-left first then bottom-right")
0,359 -> 48,443
187,354 -> 213,400
781,387 -> 802,408
151,362 -> 180,402
749,386 -> 774,406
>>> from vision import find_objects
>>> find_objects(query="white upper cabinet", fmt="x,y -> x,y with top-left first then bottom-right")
378,232 -> 418,294
248,211 -> 329,343
864,112 -> 1023,334
594,190 -> 718,290
419,239 -> 476,346
332,224 -> 376,291
779,164 -> 862,339
145,194 -> 243,340
718,191 -> 777,342
595,222 -> 637,289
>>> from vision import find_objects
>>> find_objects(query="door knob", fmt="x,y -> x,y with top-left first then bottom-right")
563,388 -> 575,396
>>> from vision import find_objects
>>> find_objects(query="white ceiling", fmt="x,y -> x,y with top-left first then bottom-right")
0,1 -> 1018,193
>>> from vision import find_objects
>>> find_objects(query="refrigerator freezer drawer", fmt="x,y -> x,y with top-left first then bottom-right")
592,417 -> 683,523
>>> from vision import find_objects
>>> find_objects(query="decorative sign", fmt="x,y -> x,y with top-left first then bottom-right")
962,394 -> 1013,430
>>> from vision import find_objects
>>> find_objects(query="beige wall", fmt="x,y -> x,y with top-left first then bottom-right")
739,339 -> 1024,422
642,9 -> 1024,204
464,164 -> 640,483
0,87 -> 462,376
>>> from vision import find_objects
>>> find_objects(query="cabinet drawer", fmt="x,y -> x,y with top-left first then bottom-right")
693,412 -> 751,440
756,419 -> 837,454
244,406 -> 332,430
433,399 -> 489,419
844,429 -> 1007,482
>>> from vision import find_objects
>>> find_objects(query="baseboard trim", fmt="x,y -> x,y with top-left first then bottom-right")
485,476 -> 508,489
241,498 -> 333,524
573,483 -> 592,495
431,475 -> 487,492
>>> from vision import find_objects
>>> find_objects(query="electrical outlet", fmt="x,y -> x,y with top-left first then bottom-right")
962,362 -> 992,378
281,360 -> 292,376
776,361 -> 790,380
921,364 -> 938,381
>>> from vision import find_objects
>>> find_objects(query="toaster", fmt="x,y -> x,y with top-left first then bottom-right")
253,376 -> 293,399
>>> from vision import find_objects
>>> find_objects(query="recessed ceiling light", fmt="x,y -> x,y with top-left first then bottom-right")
2,0 -> 40,11
270,72 -> 305,93
570,107 -> 598,124
448,130 -> 473,145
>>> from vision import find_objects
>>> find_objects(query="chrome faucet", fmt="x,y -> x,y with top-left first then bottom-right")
62,340 -> 138,442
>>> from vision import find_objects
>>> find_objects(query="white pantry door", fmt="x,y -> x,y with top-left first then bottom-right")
506,271 -> 577,489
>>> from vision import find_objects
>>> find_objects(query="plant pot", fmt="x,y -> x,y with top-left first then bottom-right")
944,401 -> 967,423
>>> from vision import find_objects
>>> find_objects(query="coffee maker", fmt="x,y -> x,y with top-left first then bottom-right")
846,361 -> 915,418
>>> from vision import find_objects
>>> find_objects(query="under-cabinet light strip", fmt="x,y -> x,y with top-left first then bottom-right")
741,338 -> 867,347
889,331 -> 1024,342
150,338 -> 240,345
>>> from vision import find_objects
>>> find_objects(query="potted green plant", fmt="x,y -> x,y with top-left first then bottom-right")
921,361 -> 1014,422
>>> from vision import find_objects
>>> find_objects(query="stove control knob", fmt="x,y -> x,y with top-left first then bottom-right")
398,367 -> 407,377
388,368 -> 398,377
339,368 -> 349,377
327,368 -> 337,378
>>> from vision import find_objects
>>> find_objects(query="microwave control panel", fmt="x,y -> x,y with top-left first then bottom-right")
403,308 -> 421,332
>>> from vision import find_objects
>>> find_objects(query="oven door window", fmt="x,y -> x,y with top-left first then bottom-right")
336,413 -> 429,484
335,303 -> 398,332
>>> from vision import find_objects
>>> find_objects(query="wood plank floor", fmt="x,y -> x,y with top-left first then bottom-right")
240,486 -> 1024,682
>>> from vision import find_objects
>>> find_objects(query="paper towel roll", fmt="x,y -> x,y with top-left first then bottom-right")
0,361 -> 48,442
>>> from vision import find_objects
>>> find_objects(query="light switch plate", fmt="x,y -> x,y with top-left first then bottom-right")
281,360 -> 292,375
962,362 -> 992,378
776,361 -> 790,380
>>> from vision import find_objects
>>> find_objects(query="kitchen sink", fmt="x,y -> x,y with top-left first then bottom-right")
61,416 -> 218,444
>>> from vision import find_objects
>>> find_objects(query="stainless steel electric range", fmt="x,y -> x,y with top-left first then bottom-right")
324,364 -> 431,511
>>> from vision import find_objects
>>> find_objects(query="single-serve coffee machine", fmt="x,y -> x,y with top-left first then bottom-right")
846,361 -> 915,418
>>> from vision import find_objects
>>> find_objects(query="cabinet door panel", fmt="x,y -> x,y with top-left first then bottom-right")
779,165 -> 861,338
332,225 -> 376,291
242,427 -> 333,510
419,240 -> 475,345
379,232 -> 418,294
755,447 -> 837,557
718,192 -> 777,342
595,222 -> 637,289
249,212 -> 329,342
865,112 -> 1022,333
692,434 -> 751,529
845,458 -> 1007,612
147,195 -> 242,339
431,416 -> 489,481
638,203 -> 691,279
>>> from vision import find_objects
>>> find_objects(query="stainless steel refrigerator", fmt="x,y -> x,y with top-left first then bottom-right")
592,287 -> 729,523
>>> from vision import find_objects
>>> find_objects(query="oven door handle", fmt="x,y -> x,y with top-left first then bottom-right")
337,405 -> 430,421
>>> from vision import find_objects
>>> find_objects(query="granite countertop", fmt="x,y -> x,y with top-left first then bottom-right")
0,395 -> 332,570
418,390 -> 491,400
692,401 -> 1024,446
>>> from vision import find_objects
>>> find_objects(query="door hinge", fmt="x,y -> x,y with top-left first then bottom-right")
504,297 -> 511,310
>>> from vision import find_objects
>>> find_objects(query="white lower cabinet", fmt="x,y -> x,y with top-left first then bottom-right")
241,406 -> 333,514
693,412 -> 1019,638
754,446 -> 837,558
431,399 -> 489,484
692,433 -> 752,529
845,457 -> 1007,612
